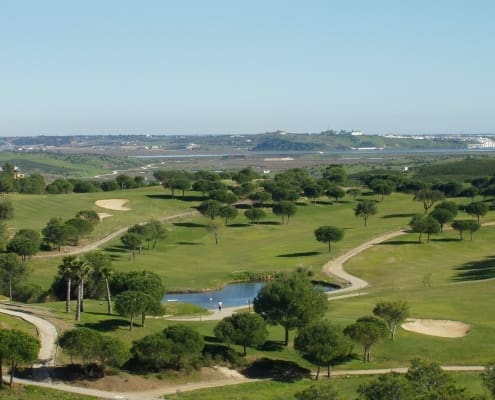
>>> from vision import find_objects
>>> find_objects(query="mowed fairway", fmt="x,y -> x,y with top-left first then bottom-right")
20,189 -> 495,371
17,189 -> 495,398
96,193 -> 428,291
323,225 -> 495,367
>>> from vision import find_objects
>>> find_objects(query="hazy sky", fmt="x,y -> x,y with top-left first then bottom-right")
1,1 -> 494,136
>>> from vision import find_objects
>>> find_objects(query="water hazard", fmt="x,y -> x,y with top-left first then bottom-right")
164,282 -> 338,310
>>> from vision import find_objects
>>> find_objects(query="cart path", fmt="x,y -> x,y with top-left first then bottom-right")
35,210 -> 199,258
0,305 -> 58,382
322,229 -> 408,294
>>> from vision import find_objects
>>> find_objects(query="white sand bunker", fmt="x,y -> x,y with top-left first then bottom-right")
95,199 -> 131,211
98,212 -> 113,221
401,319 -> 470,338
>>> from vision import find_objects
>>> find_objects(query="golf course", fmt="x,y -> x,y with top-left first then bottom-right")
2,162 -> 495,399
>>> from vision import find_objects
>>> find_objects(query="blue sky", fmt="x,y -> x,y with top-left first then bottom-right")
1,1 -> 494,136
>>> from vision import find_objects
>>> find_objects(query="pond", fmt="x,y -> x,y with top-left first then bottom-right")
163,282 -> 338,310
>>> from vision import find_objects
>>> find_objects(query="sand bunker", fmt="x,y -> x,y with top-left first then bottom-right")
401,319 -> 470,338
95,199 -> 130,211
98,212 -> 113,221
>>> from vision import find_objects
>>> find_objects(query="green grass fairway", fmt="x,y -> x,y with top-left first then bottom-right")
19,189 -> 495,398
101,193 -> 432,291
9,187 -> 199,236
0,313 -> 37,336
164,372 -> 486,400
27,192 -> 429,289
0,385 -> 99,400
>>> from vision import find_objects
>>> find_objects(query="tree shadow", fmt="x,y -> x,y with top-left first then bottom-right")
173,222 -> 205,228
227,223 -> 251,228
105,245 -> 129,253
429,238 -> 460,242
203,335 -> 223,343
258,221 -> 282,226
296,202 -> 308,206
378,240 -> 419,245
146,194 -> 204,202
382,213 -> 416,219
242,358 -> 310,382
202,343 -> 240,364
452,256 -> 495,281
315,200 -> 332,206
176,241 -> 203,245
235,204 -> 251,210
277,251 -> 319,258
47,365 -> 103,381
257,340 -> 285,351
81,318 -> 130,332
356,196 -> 379,203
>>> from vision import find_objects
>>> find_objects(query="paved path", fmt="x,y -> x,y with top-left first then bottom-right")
35,210 -> 199,258
0,305 -> 58,382
167,305 -> 248,321
322,229 -> 408,294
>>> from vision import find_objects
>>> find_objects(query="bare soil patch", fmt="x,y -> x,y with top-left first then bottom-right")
95,199 -> 131,211
76,367 -> 245,392
401,318 -> 470,338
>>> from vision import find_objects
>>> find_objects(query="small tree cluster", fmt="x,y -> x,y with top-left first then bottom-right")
120,220 -> 167,259
254,271 -> 328,346
112,270 -> 166,330
42,210 -> 100,251
130,324 -> 204,372
358,359 -> 485,400
214,313 -> 268,356
294,321 -> 352,380
0,253 -> 29,301
58,328 -> 128,378
46,175 -> 149,194
0,328 -> 40,386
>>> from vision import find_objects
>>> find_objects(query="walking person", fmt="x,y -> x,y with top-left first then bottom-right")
218,301 -> 222,312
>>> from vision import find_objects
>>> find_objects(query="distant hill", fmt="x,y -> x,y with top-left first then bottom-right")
251,137 -> 321,151
415,157 -> 495,181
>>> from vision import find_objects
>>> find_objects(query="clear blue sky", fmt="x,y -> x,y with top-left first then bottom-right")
1,0 -> 494,136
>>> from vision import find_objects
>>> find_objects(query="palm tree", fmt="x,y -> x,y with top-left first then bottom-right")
84,251 -> 114,314
71,258 -> 91,321
58,256 -> 76,313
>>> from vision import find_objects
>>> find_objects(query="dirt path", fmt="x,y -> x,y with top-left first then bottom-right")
35,210 -> 199,258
